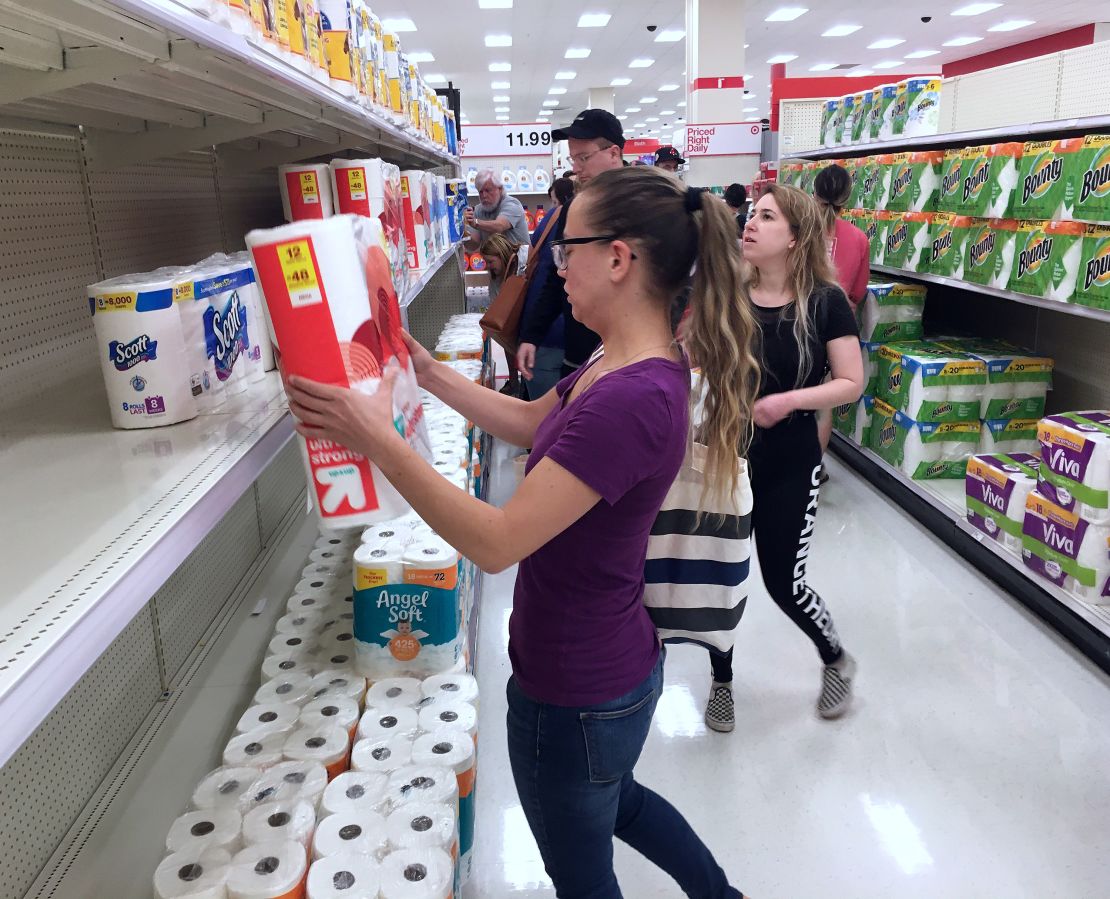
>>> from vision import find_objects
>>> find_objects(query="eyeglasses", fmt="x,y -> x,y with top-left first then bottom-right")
550,235 -> 638,270
568,147 -> 608,166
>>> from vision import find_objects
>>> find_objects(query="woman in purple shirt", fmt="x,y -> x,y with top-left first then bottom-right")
286,168 -> 758,898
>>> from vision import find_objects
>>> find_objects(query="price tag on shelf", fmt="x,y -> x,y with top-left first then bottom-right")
460,123 -> 553,157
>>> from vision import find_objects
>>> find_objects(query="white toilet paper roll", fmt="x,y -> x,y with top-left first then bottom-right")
193,768 -> 263,813
300,696 -> 361,739
224,725 -> 293,771
386,766 -> 458,810
318,628 -> 359,664
418,701 -> 477,739
316,532 -> 359,552
412,730 -> 475,781
167,808 -> 242,855
309,670 -> 368,705
275,610 -> 325,638
315,648 -> 359,673
287,591 -> 333,616
236,703 -> 302,736
358,707 -> 420,743
321,770 -> 390,817
296,576 -> 346,598
227,840 -> 308,899
378,848 -> 453,899
241,761 -> 329,813
420,674 -> 478,707
312,809 -> 388,860
366,678 -> 423,710
306,851 -> 380,899
362,522 -> 416,545
242,799 -> 316,848
310,547 -> 353,567
283,724 -> 351,780
154,846 -> 231,899
254,674 -> 315,708
261,650 -> 318,683
302,561 -> 352,582
267,632 -> 319,659
353,542 -> 407,585
385,802 -> 456,855
351,735 -> 415,775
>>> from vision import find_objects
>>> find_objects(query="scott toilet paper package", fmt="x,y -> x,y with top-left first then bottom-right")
858,281 -> 926,343
1077,224 -> 1110,310
871,398 -> 981,479
885,151 -> 943,213
1022,491 -> 1110,603
1015,138 -> 1083,220
1074,134 -> 1110,224
1008,220 -> 1084,301
966,453 -> 1042,552
1037,412 -> 1110,523
876,342 -> 985,423
279,163 -> 335,222
247,214 -> 433,530
925,213 -> 973,278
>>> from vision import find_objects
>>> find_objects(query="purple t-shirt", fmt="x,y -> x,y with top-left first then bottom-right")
510,356 -> 689,706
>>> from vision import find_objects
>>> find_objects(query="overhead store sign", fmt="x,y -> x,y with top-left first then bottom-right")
684,122 -> 762,157
460,123 -> 553,157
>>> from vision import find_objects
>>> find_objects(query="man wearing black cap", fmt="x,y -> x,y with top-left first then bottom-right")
516,109 -> 626,387
653,145 -> 685,174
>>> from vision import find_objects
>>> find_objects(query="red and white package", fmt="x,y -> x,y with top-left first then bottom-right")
278,163 -> 334,222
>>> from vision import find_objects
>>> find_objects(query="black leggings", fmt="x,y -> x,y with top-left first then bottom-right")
710,440 -> 843,683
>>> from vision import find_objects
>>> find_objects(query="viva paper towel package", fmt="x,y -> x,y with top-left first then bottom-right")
858,281 -> 926,343
870,84 -> 898,142
1077,224 -> 1110,311
246,214 -> 432,529
1037,411 -> 1110,524
1008,220 -> 1084,301
885,151 -> 943,214
1015,138 -> 1084,220
876,341 -> 986,422
925,213 -> 974,278
279,162 -> 334,222
966,453 -> 1042,552
1022,490 -> 1110,602
981,419 -> 1042,456
1075,134 -> 1110,224
962,143 -> 1023,219
400,170 -> 434,270
833,394 -> 874,446
871,398 -> 981,479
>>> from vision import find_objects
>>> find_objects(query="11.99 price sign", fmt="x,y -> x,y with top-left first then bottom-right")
460,123 -> 553,158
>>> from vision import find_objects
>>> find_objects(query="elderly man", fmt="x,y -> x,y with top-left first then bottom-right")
463,169 -> 530,250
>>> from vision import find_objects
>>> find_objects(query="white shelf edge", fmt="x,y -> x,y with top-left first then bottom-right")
401,243 -> 462,309
783,113 -> 1110,161
831,432 -> 1110,639
870,264 -> 1110,324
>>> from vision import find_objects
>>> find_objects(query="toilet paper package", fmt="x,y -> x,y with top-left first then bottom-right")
224,725 -> 293,771
858,282 -> 926,343
385,801 -> 457,856
417,700 -> 477,741
962,143 -> 1023,219
299,696 -> 361,740
386,765 -> 458,812
237,703 -> 302,736
254,674 -> 315,708
352,734 -> 415,772
400,171 -> 434,270
412,729 -> 474,873
366,677 -> 423,709
895,78 -> 941,138
1076,224 -> 1110,311
193,767 -> 264,813
1015,138 -> 1084,220
1022,490 -> 1110,602
322,770 -> 390,816
379,848 -> 453,899
279,163 -> 334,222
88,277 -> 199,429
313,809 -> 388,860
319,1 -> 357,96
1074,134 -> 1110,224
268,631 -> 318,659
247,215 -> 432,530
421,673 -> 479,706
283,724 -> 351,781
242,799 -> 316,848
194,260 -> 270,387
164,267 -> 224,410
155,846 -> 231,899
925,214 -> 974,278
871,398 -> 981,479
980,419 -> 1042,457
1037,412 -> 1110,523
885,151 -> 943,214
832,394 -> 874,446
328,159 -> 408,295
242,761 -> 329,813
310,669 -> 366,706
876,342 -> 985,422
227,839 -> 307,899
965,453 -> 1042,551
870,84 -> 898,142
1008,220 -> 1084,301
167,808 -> 243,855
445,180 -> 467,244
307,852 -> 381,899
262,650 -> 317,683
357,707 -> 420,744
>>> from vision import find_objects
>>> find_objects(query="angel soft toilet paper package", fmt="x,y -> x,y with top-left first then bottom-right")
966,453 -> 1042,551
885,150 -> 943,213
876,341 -> 986,423
1037,411 -> 1110,524
858,281 -> 926,343
871,397 -> 982,480
925,213 -> 973,278
1077,223 -> 1110,311
1008,220 -> 1084,301
1022,490 -> 1110,603
1074,133 -> 1110,224
1015,138 -> 1084,220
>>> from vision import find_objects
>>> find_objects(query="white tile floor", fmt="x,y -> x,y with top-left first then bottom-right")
469,453 -> 1110,899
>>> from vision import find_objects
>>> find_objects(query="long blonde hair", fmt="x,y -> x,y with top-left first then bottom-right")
579,168 -> 760,507
479,233 -> 520,283
746,183 -> 839,387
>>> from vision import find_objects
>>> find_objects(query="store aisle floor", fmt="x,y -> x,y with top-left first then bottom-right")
469,452 -> 1110,899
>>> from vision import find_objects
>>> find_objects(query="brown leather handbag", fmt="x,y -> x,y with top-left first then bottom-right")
480,207 -> 562,355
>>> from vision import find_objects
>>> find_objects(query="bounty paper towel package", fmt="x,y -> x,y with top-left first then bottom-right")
966,453 -> 1042,552
859,157 -> 884,210
883,213 -> 912,268
846,157 -> 870,209
1015,138 -> 1084,221
876,341 -> 986,422
925,213 -> 973,278
857,91 -> 874,145
1037,411 -> 1110,524
963,143 -> 1023,219
937,148 -> 968,215
839,94 -> 858,147
885,150 -> 943,214
867,210 -> 894,264
1074,134 -> 1110,224
873,154 -> 896,210
962,218 -> 1007,287
940,339 -> 1053,420
885,212 -> 934,272
871,398 -> 981,479
981,419 -> 1042,456
1077,224 -> 1110,311
899,78 -> 941,138
1022,490 -> 1110,602
279,163 -> 335,222
871,84 -> 898,142
1008,220 -> 1084,301
821,98 -> 842,149
88,276 -> 200,429
860,340 -> 884,395
400,170 -> 434,270
247,215 -> 432,530
833,394 -> 874,446
858,281 -> 926,343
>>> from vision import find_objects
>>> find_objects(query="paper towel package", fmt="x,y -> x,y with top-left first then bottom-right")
280,163 -> 334,222
88,277 -> 200,429
821,98 -> 842,148
896,78 -> 941,138
964,143 -> 1023,219
885,151 -> 943,213
871,398 -> 981,479
981,419 -> 1042,457
856,91 -> 874,145
937,339 -> 1053,420
247,214 -> 432,530
400,171 -> 434,270
899,212 -> 935,272
864,210 -> 891,264
227,839 -> 308,899
1008,220 -> 1084,301
858,281 -> 926,343
966,453 -> 1042,552
1015,138 -> 1084,221
1074,133 -> 1110,224
925,213 -> 973,278
844,158 -> 868,209
872,154 -> 896,210
1037,411 -> 1110,523
154,846 -> 231,899
871,84 -> 898,142
860,340 -> 884,395
306,852 -> 381,899
833,394 -> 874,446
937,148 -> 968,215
1022,490 -> 1110,603
839,94 -> 858,147
961,219 -> 1003,287
876,342 -> 985,423
1077,223 -> 1110,311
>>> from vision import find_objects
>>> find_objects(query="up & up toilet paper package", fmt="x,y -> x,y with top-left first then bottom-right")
247,214 -> 433,530
1022,490 -> 1110,603
876,342 -> 985,423
885,151 -> 943,213
1015,138 -> 1083,220
925,213 -> 973,278
1074,134 -> 1110,224
400,171 -> 434,271
1008,220 -> 1084,301
328,158 -> 408,296
870,397 -> 981,480
1037,412 -> 1110,524
279,163 -> 335,222
858,281 -> 926,343
1077,224 -> 1110,311
966,453 -> 1042,553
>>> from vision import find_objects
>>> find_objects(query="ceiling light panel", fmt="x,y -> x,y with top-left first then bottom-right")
565,47 -> 591,58
577,13 -> 611,27
555,71 -> 576,79
809,62 -> 838,71
549,87 -> 567,95
952,2 -> 1002,15
943,36 -> 983,46
767,53 -> 798,63
989,19 -> 1034,31
478,0 -> 512,7
873,60 -> 903,69
625,106 -> 641,112
543,99 -> 559,106
658,83 -> 679,92
640,96 -> 657,103
496,115 -> 509,120
495,106 -> 510,112
484,35 -> 512,47
629,58 -> 654,67
660,109 -> 675,115
489,62 -> 511,71
611,77 -> 631,86
822,24 -> 861,37
654,29 -> 684,42
904,49 -> 940,58
765,7 -> 808,21
493,95 -> 510,101
491,81 -> 510,89
867,38 -> 904,49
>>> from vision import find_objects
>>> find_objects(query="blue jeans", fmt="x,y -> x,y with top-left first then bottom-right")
506,654 -> 742,898
525,345 -> 564,401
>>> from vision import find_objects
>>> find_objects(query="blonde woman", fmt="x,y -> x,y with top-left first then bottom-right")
479,232 -> 527,303
285,167 -> 756,897
704,184 -> 864,732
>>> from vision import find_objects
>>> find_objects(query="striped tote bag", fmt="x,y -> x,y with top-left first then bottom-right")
643,442 -> 753,655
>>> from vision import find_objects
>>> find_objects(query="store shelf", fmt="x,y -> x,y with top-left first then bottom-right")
0,0 -> 457,170
784,113 -> 1110,160
870,264 -> 1110,323
830,433 -> 1110,673
401,243 -> 463,309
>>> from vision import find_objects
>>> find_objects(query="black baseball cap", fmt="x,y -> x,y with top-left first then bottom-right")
654,145 -> 685,166
552,109 -> 626,149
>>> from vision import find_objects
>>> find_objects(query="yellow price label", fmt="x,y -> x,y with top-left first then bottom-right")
173,282 -> 194,303
299,171 -> 319,203
277,239 -> 323,307
347,168 -> 367,199
93,292 -> 138,312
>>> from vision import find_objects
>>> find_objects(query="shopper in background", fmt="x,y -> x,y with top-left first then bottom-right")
812,163 -> 871,457
520,176 -> 575,400
517,109 -> 625,388
284,166 -> 758,898
704,183 -> 864,733
653,145 -> 685,174
464,169 -> 531,250
725,183 -> 749,236
479,233 -> 528,303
